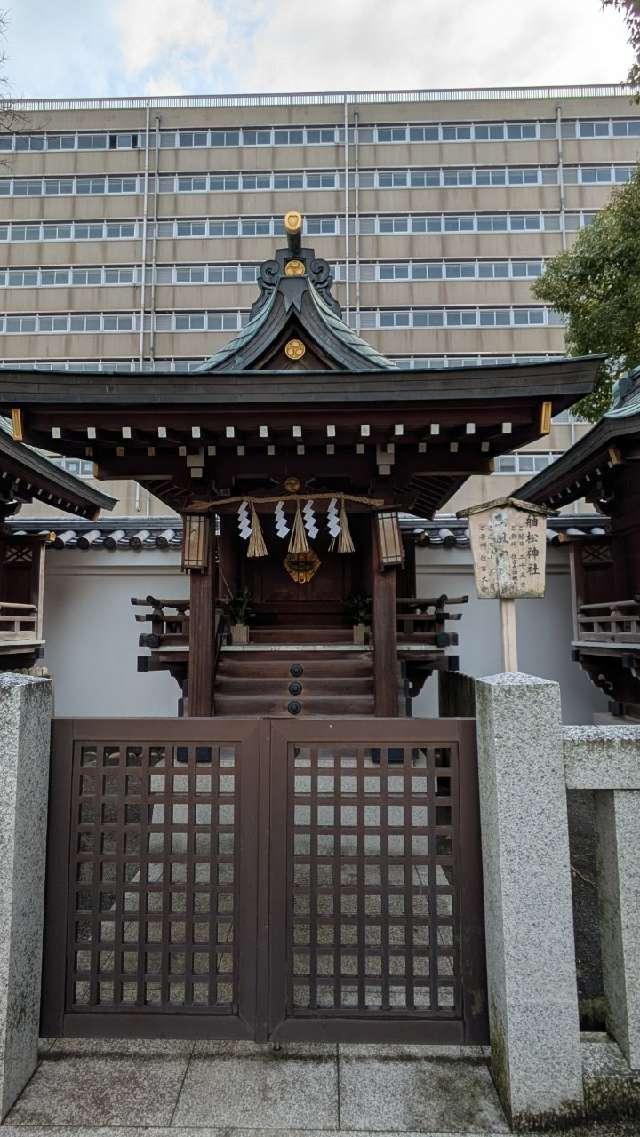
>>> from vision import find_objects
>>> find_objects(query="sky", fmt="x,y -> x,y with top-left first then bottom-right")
3,0 -> 636,100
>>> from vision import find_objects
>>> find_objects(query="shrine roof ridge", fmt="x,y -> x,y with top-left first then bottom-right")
195,210 -> 397,373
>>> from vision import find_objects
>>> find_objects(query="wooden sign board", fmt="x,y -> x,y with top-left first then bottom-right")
459,497 -> 549,600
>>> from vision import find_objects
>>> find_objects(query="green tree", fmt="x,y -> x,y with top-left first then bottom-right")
603,0 -> 640,88
532,166 -> 640,420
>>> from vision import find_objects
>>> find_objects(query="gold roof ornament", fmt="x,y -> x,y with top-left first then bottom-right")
284,209 -> 303,259
284,258 -> 305,277
284,210 -> 302,234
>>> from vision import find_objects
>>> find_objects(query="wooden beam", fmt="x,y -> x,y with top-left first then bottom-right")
187,521 -> 216,717
372,514 -> 398,717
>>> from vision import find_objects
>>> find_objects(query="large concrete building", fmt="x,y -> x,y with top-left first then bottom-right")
0,83 -> 637,513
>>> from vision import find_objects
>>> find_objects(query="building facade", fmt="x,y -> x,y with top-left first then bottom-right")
0,83 -> 637,513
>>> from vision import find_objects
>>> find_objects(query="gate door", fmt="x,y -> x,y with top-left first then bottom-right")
42,719 -> 262,1039
42,717 -> 486,1043
266,719 -> 486,1044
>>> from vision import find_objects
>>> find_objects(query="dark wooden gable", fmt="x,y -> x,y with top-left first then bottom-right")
196,211 -> 396,375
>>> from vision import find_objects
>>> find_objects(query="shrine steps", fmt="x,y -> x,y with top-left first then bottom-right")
213,647 -> 375,716
248,627 -> 354,644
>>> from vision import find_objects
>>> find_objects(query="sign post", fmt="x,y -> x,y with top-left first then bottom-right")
458,497 -> 550,672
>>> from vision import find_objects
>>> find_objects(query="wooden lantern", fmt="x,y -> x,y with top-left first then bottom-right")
375,511 -> 404,569
181,513 -> 211,571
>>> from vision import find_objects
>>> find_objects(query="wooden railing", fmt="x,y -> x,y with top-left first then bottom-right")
132,596 -> 190,649
132,593 -> 468,652
396,595 -> 468,648
577,599 -> 640,645
0,601 -> 39,642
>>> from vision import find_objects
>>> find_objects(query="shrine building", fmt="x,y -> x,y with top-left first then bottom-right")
0,211 -> 601,719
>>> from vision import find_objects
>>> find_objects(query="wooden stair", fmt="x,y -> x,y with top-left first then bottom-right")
214,647 -> 375,716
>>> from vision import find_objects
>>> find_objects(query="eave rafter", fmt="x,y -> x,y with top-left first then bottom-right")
21,404 -> 528,517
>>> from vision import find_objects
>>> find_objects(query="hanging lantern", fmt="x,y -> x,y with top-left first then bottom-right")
181,513 -> 211,571
375,510 -> 404,568
284,548 -> 321,584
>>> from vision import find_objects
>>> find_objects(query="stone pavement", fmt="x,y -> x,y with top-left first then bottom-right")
0,1036 -> 635,1137
1,1038 -> 510,1135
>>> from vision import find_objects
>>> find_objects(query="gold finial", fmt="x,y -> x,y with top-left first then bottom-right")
284,210 -> 302,234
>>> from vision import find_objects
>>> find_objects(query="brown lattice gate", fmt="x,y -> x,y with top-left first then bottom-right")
41,718 -> 487,1043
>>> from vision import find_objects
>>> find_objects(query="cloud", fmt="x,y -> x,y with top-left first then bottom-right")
113,0 -> 225,73
3,0 -> 636,100
110,0 -> 231,92
234,0 -> 635,92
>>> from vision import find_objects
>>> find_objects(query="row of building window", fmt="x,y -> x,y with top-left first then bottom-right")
494,451 -> 563,473
0,210 -> 597,246
0,164 -> 632,198
355,306 -> 563,329
0,306 -> 561,336
3,117 -> 640,151
49,455 -> 95,477
0,259 -> 546,289
0,352 -> 561,371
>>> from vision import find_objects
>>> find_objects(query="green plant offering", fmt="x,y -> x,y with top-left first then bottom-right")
225,587 -> 255,625
345,593 -> 372,625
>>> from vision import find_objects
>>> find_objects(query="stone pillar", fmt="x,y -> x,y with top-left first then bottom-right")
475,673 -> 583,1127
0,674 -> 52,1119
595,790 -> 640,1069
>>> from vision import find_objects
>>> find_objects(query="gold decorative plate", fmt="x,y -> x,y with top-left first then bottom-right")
284,338 -> 306,361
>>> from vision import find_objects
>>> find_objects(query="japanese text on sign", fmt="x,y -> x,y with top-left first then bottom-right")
468,506 -> 547,599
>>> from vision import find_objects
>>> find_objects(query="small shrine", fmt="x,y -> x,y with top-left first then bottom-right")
520,366 -> 640,718
0,213 -> 601,716
0,416 -> 114,669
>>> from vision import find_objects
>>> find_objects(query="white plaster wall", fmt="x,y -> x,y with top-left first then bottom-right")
414,544 -> 609,725
40,543 -> 608,723
42,548 -> 186,717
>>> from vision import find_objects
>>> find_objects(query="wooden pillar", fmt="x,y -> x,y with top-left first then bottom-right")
568,541 -> 584,642
371,515 -> 398,717
186,521 -> 216,717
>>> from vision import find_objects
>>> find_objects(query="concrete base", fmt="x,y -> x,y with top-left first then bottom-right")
475,673 -> 584,1127
0,674 -> 52,1119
